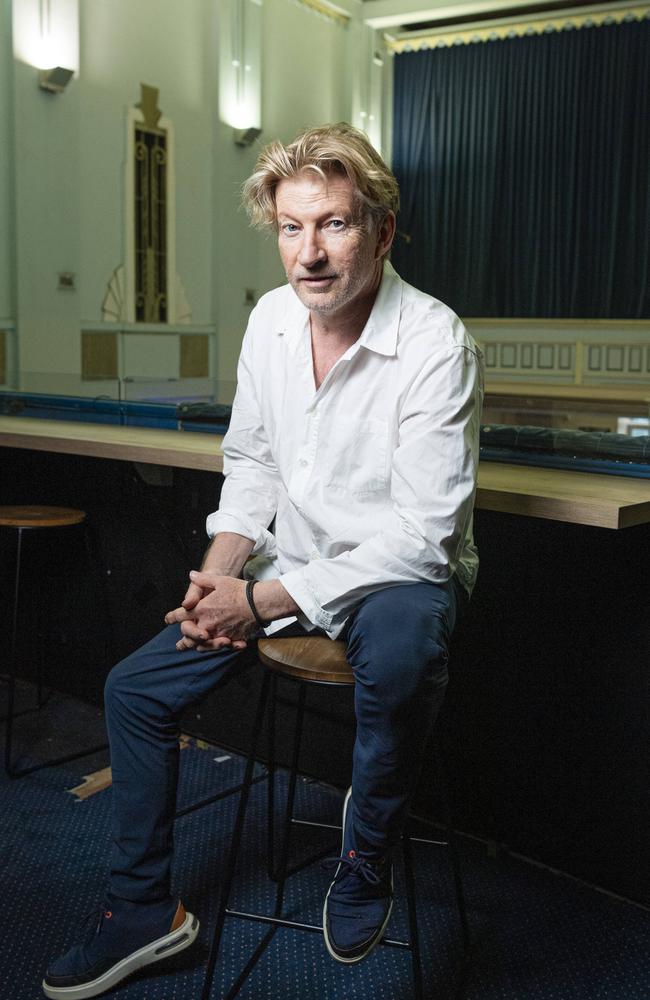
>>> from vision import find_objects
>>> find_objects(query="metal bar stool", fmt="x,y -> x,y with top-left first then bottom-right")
200,636 -> 469,1000
0,505 -> 109,777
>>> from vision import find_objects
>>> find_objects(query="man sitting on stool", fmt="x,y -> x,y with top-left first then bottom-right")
43,122 -> 483,1000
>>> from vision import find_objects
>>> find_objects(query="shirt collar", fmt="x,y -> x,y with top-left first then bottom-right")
357,260 -> 401,357
275,259 -> 403,358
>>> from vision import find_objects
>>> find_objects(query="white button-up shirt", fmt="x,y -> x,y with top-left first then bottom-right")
207,262 -> 484,639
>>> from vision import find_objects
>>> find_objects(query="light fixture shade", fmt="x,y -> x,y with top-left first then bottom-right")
38,66 -> 74,93
234,126 -> 262,147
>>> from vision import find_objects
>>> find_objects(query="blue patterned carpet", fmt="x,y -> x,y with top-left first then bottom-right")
1,692 -> 649,1000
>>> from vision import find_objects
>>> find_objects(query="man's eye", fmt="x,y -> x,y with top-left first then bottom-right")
282,223 -> 299,234
328,219 -> 345,230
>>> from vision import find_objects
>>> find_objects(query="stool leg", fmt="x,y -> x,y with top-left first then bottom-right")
266,673 -> 277,880
82,520 -> 116,667
402,832 -> 424,1000
446,827 -> 471,952
4,527 -> 23,776
201,668 -> 272,1000
269,680 -> 307,916
435,756 -> 471,952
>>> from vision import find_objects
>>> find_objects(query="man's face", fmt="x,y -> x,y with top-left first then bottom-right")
275,170 -> 388,320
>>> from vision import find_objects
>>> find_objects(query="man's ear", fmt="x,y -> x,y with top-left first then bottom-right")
375,211 -> 396,260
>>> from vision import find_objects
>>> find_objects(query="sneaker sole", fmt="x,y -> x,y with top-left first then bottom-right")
323,788 -> 394,964
41,911 -> 199,1000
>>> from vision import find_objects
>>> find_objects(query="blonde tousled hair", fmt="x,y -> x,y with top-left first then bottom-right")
242,122 -> 400,229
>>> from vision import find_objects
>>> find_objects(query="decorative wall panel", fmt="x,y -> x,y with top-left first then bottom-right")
81,332 -> 118,380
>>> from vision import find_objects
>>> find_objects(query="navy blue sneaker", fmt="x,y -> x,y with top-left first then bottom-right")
42,896 -> 199,999
323,788 -> 393,963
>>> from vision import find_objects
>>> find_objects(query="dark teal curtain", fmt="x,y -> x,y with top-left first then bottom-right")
392,20 -> 649,317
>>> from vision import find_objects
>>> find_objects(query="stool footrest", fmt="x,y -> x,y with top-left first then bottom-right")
175,771 -> 267,819
225,909 -> 411,949
7,742 -> 108,779
410,834 -> 449,847
273,842 -> 334,882
290,817 -> 341,832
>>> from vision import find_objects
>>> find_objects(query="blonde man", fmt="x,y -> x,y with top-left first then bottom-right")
44,123 -> 482,998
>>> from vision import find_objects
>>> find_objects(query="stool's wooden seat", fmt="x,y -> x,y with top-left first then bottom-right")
257,636 -> 353,684
0,505 -> 86,529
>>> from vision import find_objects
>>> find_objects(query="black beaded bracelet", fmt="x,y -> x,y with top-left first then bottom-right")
245,579 -> 269,628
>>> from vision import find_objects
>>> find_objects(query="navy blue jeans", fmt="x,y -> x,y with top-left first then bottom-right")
104,578 -> 466,903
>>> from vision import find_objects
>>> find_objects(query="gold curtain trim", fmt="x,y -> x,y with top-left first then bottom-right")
387,2 -> 649,53
291,0 -> 349,28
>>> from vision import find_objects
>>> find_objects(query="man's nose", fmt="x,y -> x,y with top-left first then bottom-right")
297,230 -> 326,268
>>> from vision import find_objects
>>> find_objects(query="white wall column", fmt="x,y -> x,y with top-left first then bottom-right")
12,0 -> 81,380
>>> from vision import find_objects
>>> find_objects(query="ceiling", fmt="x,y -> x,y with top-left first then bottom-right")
361,0 -> 611,33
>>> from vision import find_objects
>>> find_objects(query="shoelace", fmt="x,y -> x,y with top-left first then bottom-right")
323,851 -> 382,886
80,904 -> 113,939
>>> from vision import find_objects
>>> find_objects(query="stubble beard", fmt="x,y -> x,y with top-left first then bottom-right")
289,260 -> 377,317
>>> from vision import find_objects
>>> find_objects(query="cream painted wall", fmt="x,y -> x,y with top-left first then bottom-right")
0,0 -> 15,323
78,0 -> 213,325
7,0 -> 360,385
213,0 -> 353,385
13,55 -> 82,376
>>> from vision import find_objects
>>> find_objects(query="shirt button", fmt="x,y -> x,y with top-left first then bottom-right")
298,459 -> 308,468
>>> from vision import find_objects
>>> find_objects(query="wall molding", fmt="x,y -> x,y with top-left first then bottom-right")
289,0 -> 351,26
387,1 -> 649,53
467,318 -> 650,387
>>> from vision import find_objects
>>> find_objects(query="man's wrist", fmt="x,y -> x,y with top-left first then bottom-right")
245,580 -> 271,627
250,579 -> 300,623
201,532 -> 255,578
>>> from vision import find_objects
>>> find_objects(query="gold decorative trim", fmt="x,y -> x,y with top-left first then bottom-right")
387,2 -> 649,53
290,0 -> 349,28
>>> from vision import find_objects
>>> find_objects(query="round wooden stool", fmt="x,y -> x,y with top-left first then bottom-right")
258,635 -> 354,683
0,505 -> 86,530
201,636 -> 469,1000
0,505 -> 106,777
258,638 -> 354,883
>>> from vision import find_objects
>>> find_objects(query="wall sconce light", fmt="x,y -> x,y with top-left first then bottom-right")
234,126 -> 262,147
219,0 -> 262,134
38,66 -> 74,93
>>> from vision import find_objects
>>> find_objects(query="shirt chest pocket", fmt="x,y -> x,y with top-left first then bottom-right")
323,417 -> 390,497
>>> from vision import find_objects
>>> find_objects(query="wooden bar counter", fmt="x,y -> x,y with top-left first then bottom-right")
1,414 -> 649,530
1,414 -> 648,906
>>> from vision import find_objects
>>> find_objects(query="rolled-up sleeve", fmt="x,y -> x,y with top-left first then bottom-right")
279,344 -> 483,638
206,324 -> 281,557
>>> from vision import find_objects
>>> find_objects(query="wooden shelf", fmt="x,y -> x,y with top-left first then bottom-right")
0,416 -> 223,473
476,462 -> 650,530
2,416 -> 649,529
